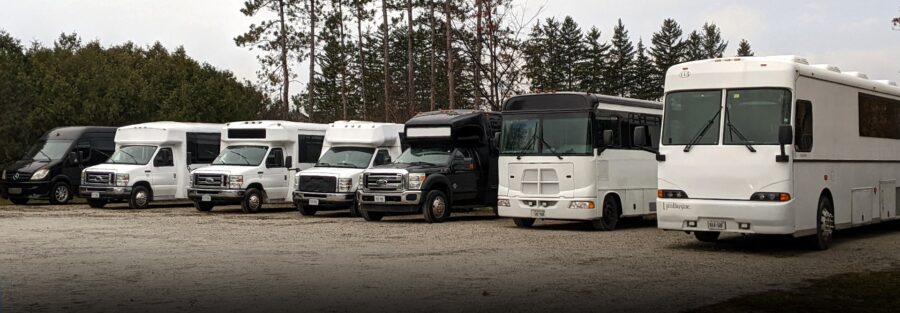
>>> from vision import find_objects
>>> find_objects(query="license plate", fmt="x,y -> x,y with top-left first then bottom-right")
309,199 -> 319,206
374,195 -> 386,203
8,188 -> 21,195
531,209 -> 545,218
202,195 -> 212,202
91,192 -> 100,199
708,220 -> 727,230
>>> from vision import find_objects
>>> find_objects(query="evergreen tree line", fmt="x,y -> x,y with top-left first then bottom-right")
0,31 -> 272,165
238,1 -> 756,123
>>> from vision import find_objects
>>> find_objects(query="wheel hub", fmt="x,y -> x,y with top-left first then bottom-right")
54,186 -> 68,202
432,197 -> 446,216
821,209 -> 835,238
249,194 -> 261,209
135,191 -> 148,207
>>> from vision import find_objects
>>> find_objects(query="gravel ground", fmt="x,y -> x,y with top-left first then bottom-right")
0,202 -> 898,313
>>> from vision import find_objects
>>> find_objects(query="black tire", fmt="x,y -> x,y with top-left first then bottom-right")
129,185 -> 151,209
694,231 -> 721,243
87,199 -> 107,208
297,203 -> 317,216
513,218 -> 536,228
48,181 -> 71,205
194,201 -> 214,212
9,198 -> 29,205
359,204 -> 384,221
809,196 -> 835,250
422,190 -> 451,223
241,188 -> 263,213
349,201 -> 361,218
590,197 -> 620,231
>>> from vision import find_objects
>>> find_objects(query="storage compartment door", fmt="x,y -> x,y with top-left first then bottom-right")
851,188 -> 875,225
878,180 -> 896,220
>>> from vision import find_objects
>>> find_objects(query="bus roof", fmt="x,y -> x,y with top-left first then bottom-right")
503,92 -> 662,112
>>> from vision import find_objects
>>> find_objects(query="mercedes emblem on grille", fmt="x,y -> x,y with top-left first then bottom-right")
376,179 -> 388,186
13,173 -> 20,181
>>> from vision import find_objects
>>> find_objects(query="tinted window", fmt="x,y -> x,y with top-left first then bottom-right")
724,89 -> 792,145
154,148 -> 174,167
298,135 -> 325,163
228,129 -> 266,139
859,93 -> 900,140
663,90 -> 722,145
22,140 -> 72,161
76,140 -> 92,163
373,150 -> 392,166
266,148 -> 285,167
187,132 -> 222,164
795,100 -> 813,152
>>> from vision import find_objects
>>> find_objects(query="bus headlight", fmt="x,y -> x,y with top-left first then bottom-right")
115,173 -> 129,186
30,168 -> 50,181
407,173 -> 426,190
2,169 -> 6,180
569,201 -> 595,209
497,199 -> 510,207
294,176 -> 300,189
228,175 -> 243,189
658,189 -> 689,199
750,192 -> 791,202
338,178 -> 353,192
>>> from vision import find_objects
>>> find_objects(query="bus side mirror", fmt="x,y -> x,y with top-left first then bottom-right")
633,126 -> 648,147
602,130 -> 614,147
777,125 -> 792,163
284,156 -> 293,169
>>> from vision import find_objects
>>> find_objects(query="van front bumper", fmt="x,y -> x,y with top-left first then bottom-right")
498,196 -> 602,220
656,199 -> 795,235
187,188 -> 246,202
79,185 -> 133,199
292,191 -> 355,207
1,181 -> 51,199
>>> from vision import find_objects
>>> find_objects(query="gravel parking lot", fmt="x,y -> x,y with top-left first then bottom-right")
1,202 -> 899,313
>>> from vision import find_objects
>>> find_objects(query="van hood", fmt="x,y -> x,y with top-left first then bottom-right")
4,159 -> 54,174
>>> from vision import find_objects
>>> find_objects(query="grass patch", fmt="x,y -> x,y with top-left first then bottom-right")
687,270 -> 900,313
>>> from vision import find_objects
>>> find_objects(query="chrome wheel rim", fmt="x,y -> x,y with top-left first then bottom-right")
135,191 -> 148,207
54,185 -> 68,202
820,207 -> 835,239
432,196 -> 446,217
249,194 -> 261,210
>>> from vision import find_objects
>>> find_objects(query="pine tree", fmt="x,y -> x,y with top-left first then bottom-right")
307,0 -> 318,120
381,0 -> 393,121
736,39 -> 754,57
557,16 -> 584,91
682,30 -> 704,62
650,19 -> 683,98
577,26 -> 608,94
701,22 -> 727,59
632,39 -> 656,100
606,19 -> 635,97
523,23 -> 547,92
542,18 -> 563,91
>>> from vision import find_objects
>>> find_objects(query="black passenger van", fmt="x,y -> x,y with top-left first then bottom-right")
1,127 -> 117,204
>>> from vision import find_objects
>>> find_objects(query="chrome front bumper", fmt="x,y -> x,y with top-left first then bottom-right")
357,190 -> 423,205
187,188 -> 246,202
80,185 -> 133,199
292,191 -> 355,206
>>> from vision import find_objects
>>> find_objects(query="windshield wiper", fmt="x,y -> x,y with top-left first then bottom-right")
684,109 -> 722,153
119,150 -> 140,164
315,162 -> 333,167
535,134 -> 564,160
36,150 -> 52,162
228,151 -> 252,165
724,106 -> 757,153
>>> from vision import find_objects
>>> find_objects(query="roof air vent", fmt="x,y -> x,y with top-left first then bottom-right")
874,80 -> 898,87
770,55 -> 809,65
811,64 -> 841,73
843,72 -> 869,80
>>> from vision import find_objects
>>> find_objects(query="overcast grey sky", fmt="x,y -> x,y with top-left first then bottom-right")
2,0 -> 899,87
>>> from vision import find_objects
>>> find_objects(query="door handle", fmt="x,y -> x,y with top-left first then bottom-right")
145,170 -> 151,173
257,172 -> 264,175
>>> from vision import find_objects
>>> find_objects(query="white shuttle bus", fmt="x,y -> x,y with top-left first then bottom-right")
293,121 -> 404,217
656,56 -> 900,249
80,122 -> 223,209
187,121 -> 327,213
497,93 -> 663,230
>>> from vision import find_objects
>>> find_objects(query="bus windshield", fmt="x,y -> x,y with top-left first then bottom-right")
316,147 -> 375,169
213,146 -> 268,166
724,89 -> 792,145
21,140 -> 73,162
662,90 -> 723,145
395,146 -> 452,166
107,145 -> 157,165
501,112 -> 592,155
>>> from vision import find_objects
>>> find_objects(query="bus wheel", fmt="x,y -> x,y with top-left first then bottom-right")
194,201 -> 214,212
129,186 -> 151,209
694,231 -> 720,243
241,188 -> 263,213
9,198 -> 29,205
349,202 -> 361,218
359,205 -> 384,221
590,197 -> 620,231
87,199 -> 107,208
513,218 -> 535,228
809,196 -> 835,250
297,203 -> 317,216
422,190 -> 450,223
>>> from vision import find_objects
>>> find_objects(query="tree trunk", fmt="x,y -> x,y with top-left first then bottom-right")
338,0 -> 348,120
473,0 -> 482,110
356,0 -> 367,120
445,0 -> 455,110
278,0 -> 290,119
382,0 -> 392,122
308,0 -> 317,121
487,0 -> 499,110
429,0 -> 436,111
406,0 -> 415,118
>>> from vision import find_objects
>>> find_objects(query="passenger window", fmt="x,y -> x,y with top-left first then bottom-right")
153,148 -> 174,167
373,150 -> 392,166
795,100 -> 813,152
76,140 -> 92,163
597,116 -> 621,147
298,135 -> 325,163
267,148 -> 285,168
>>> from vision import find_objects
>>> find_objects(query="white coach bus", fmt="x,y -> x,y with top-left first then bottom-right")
656,56 -> 900,249
498,93 -> 663,230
